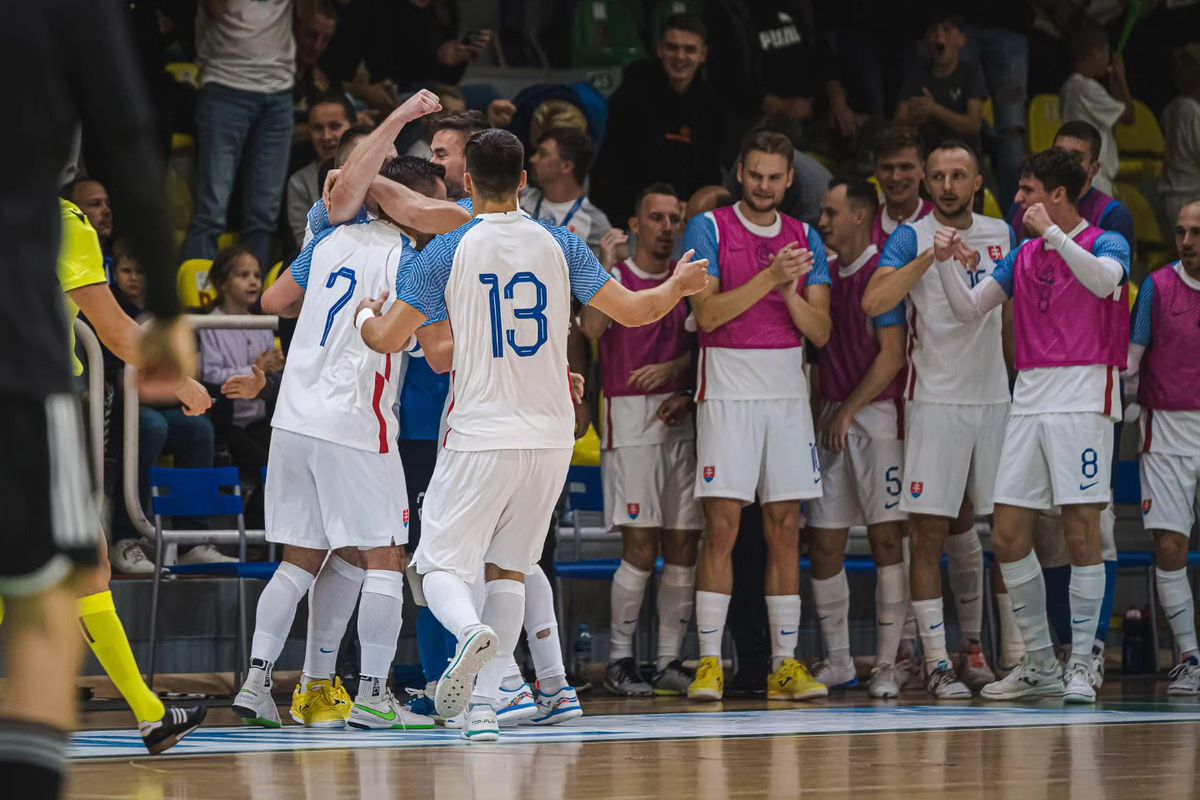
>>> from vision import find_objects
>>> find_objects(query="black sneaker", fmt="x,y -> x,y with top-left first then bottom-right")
651,660 -> 694,696
604,657 -> 653,696
725,665 -> 768,698
139,704 -> 207,755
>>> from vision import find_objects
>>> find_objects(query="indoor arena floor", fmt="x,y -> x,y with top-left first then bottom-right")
69,681 -> 1200,799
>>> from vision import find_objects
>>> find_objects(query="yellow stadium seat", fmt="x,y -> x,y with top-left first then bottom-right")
173,230 -> 186,250
1028,94 -> 1061,153
177,259 -> 215,310
1128,280 -> 1139,311
982,187 -> 1003,219
166,167 -> 192,234
265,260 -> 283,289
982,98 -> 995,129
571,423 -> 601,467
165,62 -> 200,88
171,133 -> 195,156
1116,99 -> 1164,157
1113,182 -> 1166,248
217,231 -> 238,251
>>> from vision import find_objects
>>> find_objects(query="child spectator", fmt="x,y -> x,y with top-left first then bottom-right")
1059,25 -> 1134,195
1160,44 -> 1200,226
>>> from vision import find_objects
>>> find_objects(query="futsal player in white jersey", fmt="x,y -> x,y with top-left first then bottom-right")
864,140 -> 1015,698
356,129 -> 710,741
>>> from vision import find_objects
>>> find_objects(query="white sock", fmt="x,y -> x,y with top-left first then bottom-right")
1068,563 -> 1105,668
657,563 -> 695,669
251,561 -> 315,663
303,554 -> 365,681
358,570 -> 404,680
812,573 -> 851,668
912,597 -> 949,669
766,594 -> 803,672
900,536 -> 918,651
996,591 -> 1026,667
695,591 -> 731,658
422,570 -> 481,639
999,552 -> 1054,665
1158,566 -> 1198,659
609,560 -> 651,661
524,565 -> 567,689
471,579 -> 526,705
945,528 -> 984,645
501,658 -> 525,691
875,563 -> 907,667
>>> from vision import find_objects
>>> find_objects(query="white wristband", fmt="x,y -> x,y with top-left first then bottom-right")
355,308 -> 376,330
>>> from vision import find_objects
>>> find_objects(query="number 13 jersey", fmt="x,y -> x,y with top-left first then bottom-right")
272,219 -> 411,453
399,211 -> 610,452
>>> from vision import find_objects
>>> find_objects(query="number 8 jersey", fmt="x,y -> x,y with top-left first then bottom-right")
398,211 -> 610,452
272,219 -> 412,453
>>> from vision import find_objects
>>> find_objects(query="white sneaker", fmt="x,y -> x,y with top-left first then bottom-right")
110,540 -> 155,575
1062,662 -> 1097,704
926,661 -> 972,699
495,683 -> 537,727
1167,660 -> 1200,696
462,703 -> 500,742
178,544 -> 237,565
868,664 -> 900,699
813,659 -> 858,689
435,625 -> 498,719
349,688 -> 437,730
1090,645 -> 1106,690
981,656 -> 1064,701
233,676 -> 280,728
531,685 -> 583,725
895,653 -> 923,691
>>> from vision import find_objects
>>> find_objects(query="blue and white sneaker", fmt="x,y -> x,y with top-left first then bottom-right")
404,682 -> 438,718
496,683 -> 538,727
813,659 -> 859,690
530,685 -> 583,725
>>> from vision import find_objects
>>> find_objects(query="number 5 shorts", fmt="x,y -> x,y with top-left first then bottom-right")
992,411 -> 1114,510
900,400 -> 1009,518
807,400 -> 906,529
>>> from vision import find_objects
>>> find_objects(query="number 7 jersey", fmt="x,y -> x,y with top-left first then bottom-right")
272,219 -> 413,453
398,211 -> 610,452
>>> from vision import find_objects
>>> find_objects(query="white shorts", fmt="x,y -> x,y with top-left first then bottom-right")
695,398 -> 821,505
265,429 -> 409,550
807,415 -> 904,529
1140,451 -> 1200,536
901,401 -> 1008,517
412,447 -> 572,584
602,438 -> 703,530
994,412 -> 1114,510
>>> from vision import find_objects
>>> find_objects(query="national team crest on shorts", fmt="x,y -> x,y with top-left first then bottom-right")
403,509 -> 411,527
988,245 -> 1003,261
1142,499 -> 1152,514
910,481 -> 924,499
703,466 -> 716,483
627,503 -> 640,520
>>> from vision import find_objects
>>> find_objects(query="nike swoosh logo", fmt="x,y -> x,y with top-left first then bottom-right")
1072,617 -> 1091,624
780,629 -> 798,636
885,500 -> 899,509
958,595 -> 979,604
320,647 -> 335,653
1169,608 -> 1189,620
1079,481 -> 1100,491
622,619 -> 639,625
700,628 -> 719,634
353,704 -> 396,722
1013,606 -> 1026,613
930,622 -> 944,630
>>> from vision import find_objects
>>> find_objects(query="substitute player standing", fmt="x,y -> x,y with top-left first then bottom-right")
935,148 -> 1130,704
357,128 -> 710,741
683,129 -> 832,703
863,140 -> 1013,697
1128,201 -> 1200,695
579,183 -> 702,697
871,127 -> 935,252
808,179 -> 910,699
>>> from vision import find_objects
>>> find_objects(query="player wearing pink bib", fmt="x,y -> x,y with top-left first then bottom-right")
934,148 -> 1132,704
579,183 -> 702,697
682,129 -> 833,703
1128,201 -> 1200,696
806,179 -> 910,698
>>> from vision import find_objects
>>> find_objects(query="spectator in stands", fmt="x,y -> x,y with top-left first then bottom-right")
183,0 -> 299,270
590,14 -> 724,226
685,185 -> 735,223
894,11 -> 988,156
1059,24 -> 1134,196
721,123 -> 832,226
200,247 -> 280,474
1160,44 -> 1200,226
370,1 -> 491,88
293,2 -> 339,111
521,127 -> 613,258
429,110 -> 488,201
286,91 -> 355,247
66,178 -> 114,271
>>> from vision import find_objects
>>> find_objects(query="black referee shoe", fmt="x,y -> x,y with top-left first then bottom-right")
139,704 -> 207,755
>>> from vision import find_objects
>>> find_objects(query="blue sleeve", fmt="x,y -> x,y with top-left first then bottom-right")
306,199 -> 370,239
1102,202 -> 1136,252
989,243 -> 1021,297
394,242 -> 419,296
457,197 -> 474,214
397,222 -> 476,323
878,224 -> 918,269
1007,224 -> 1018,250
873,300 -> 906,329
681,213 -> 720,278
1093,230 -> 1132,279
804,227 -> 831,287
545,224 -> 612,305
1130,276 -> 1153,347
289,224 -> 338,290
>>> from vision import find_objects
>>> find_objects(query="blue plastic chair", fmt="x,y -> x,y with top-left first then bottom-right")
148,467 -> 248,683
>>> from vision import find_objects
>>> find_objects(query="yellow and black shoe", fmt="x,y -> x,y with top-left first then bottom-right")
767,658 -> 828,701
291,677 -> 352,728
687,656 -> 724,702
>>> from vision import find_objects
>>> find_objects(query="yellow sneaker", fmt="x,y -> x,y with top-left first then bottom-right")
290,678 -> 352,727
687,656 -> 724,702
768,659 -> 829,701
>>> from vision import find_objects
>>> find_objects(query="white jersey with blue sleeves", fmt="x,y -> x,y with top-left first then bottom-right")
398,210 -> 610,452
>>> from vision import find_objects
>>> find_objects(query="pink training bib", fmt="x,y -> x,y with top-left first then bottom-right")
822,249 -> 907,403
599,261 -> 694,398
1139,264 -> 1200,411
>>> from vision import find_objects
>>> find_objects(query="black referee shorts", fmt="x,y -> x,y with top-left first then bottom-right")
0,393 -> 100,596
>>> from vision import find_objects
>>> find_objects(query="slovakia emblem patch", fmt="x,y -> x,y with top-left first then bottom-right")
1142,499 -> 1152,514
403,509 -> 411,527
988,245 -> 1003,261
703,466 -> 716,483
627,503 -> 640,520
910,481 -> 924,499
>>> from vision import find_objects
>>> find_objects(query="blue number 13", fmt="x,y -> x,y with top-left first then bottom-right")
320,267 -> 357,347
479,271 -> 548,358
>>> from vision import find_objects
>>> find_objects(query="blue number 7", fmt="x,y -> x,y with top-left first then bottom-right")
320,267 -> 357,347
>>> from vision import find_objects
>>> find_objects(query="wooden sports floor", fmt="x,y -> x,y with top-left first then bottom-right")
66,679 -> 1200,799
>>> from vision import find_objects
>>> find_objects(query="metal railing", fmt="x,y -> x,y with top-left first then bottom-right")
73,319 -> 106,493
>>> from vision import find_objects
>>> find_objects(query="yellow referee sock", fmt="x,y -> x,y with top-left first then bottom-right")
79,590 -> 165,724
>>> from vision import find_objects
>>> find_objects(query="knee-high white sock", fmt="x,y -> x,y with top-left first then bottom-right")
469,570 -> 487,613
471,579 -> 526,706
900,536 -> 918,650
999,552 -> 1053,665
875,563 -> 907,667
422,570 -> 481,640
996,591 -> 1026,667
609,561 -> 651,661
1067,563 -> 1105,669
911,597 -> 950,669
251,561 -> 316,665
946,529 -> 984,645
524,565 -> 567,691
357,570 -> 404,681
1158,567 -> 1198,660
656,563 -> 695,669
812,573 -> 851,669
696,591 -> 730,659
303,554 -> 365,683
766,594 -> 803,672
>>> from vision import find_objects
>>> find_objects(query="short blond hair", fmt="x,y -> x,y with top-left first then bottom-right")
530,100 -> 587,146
